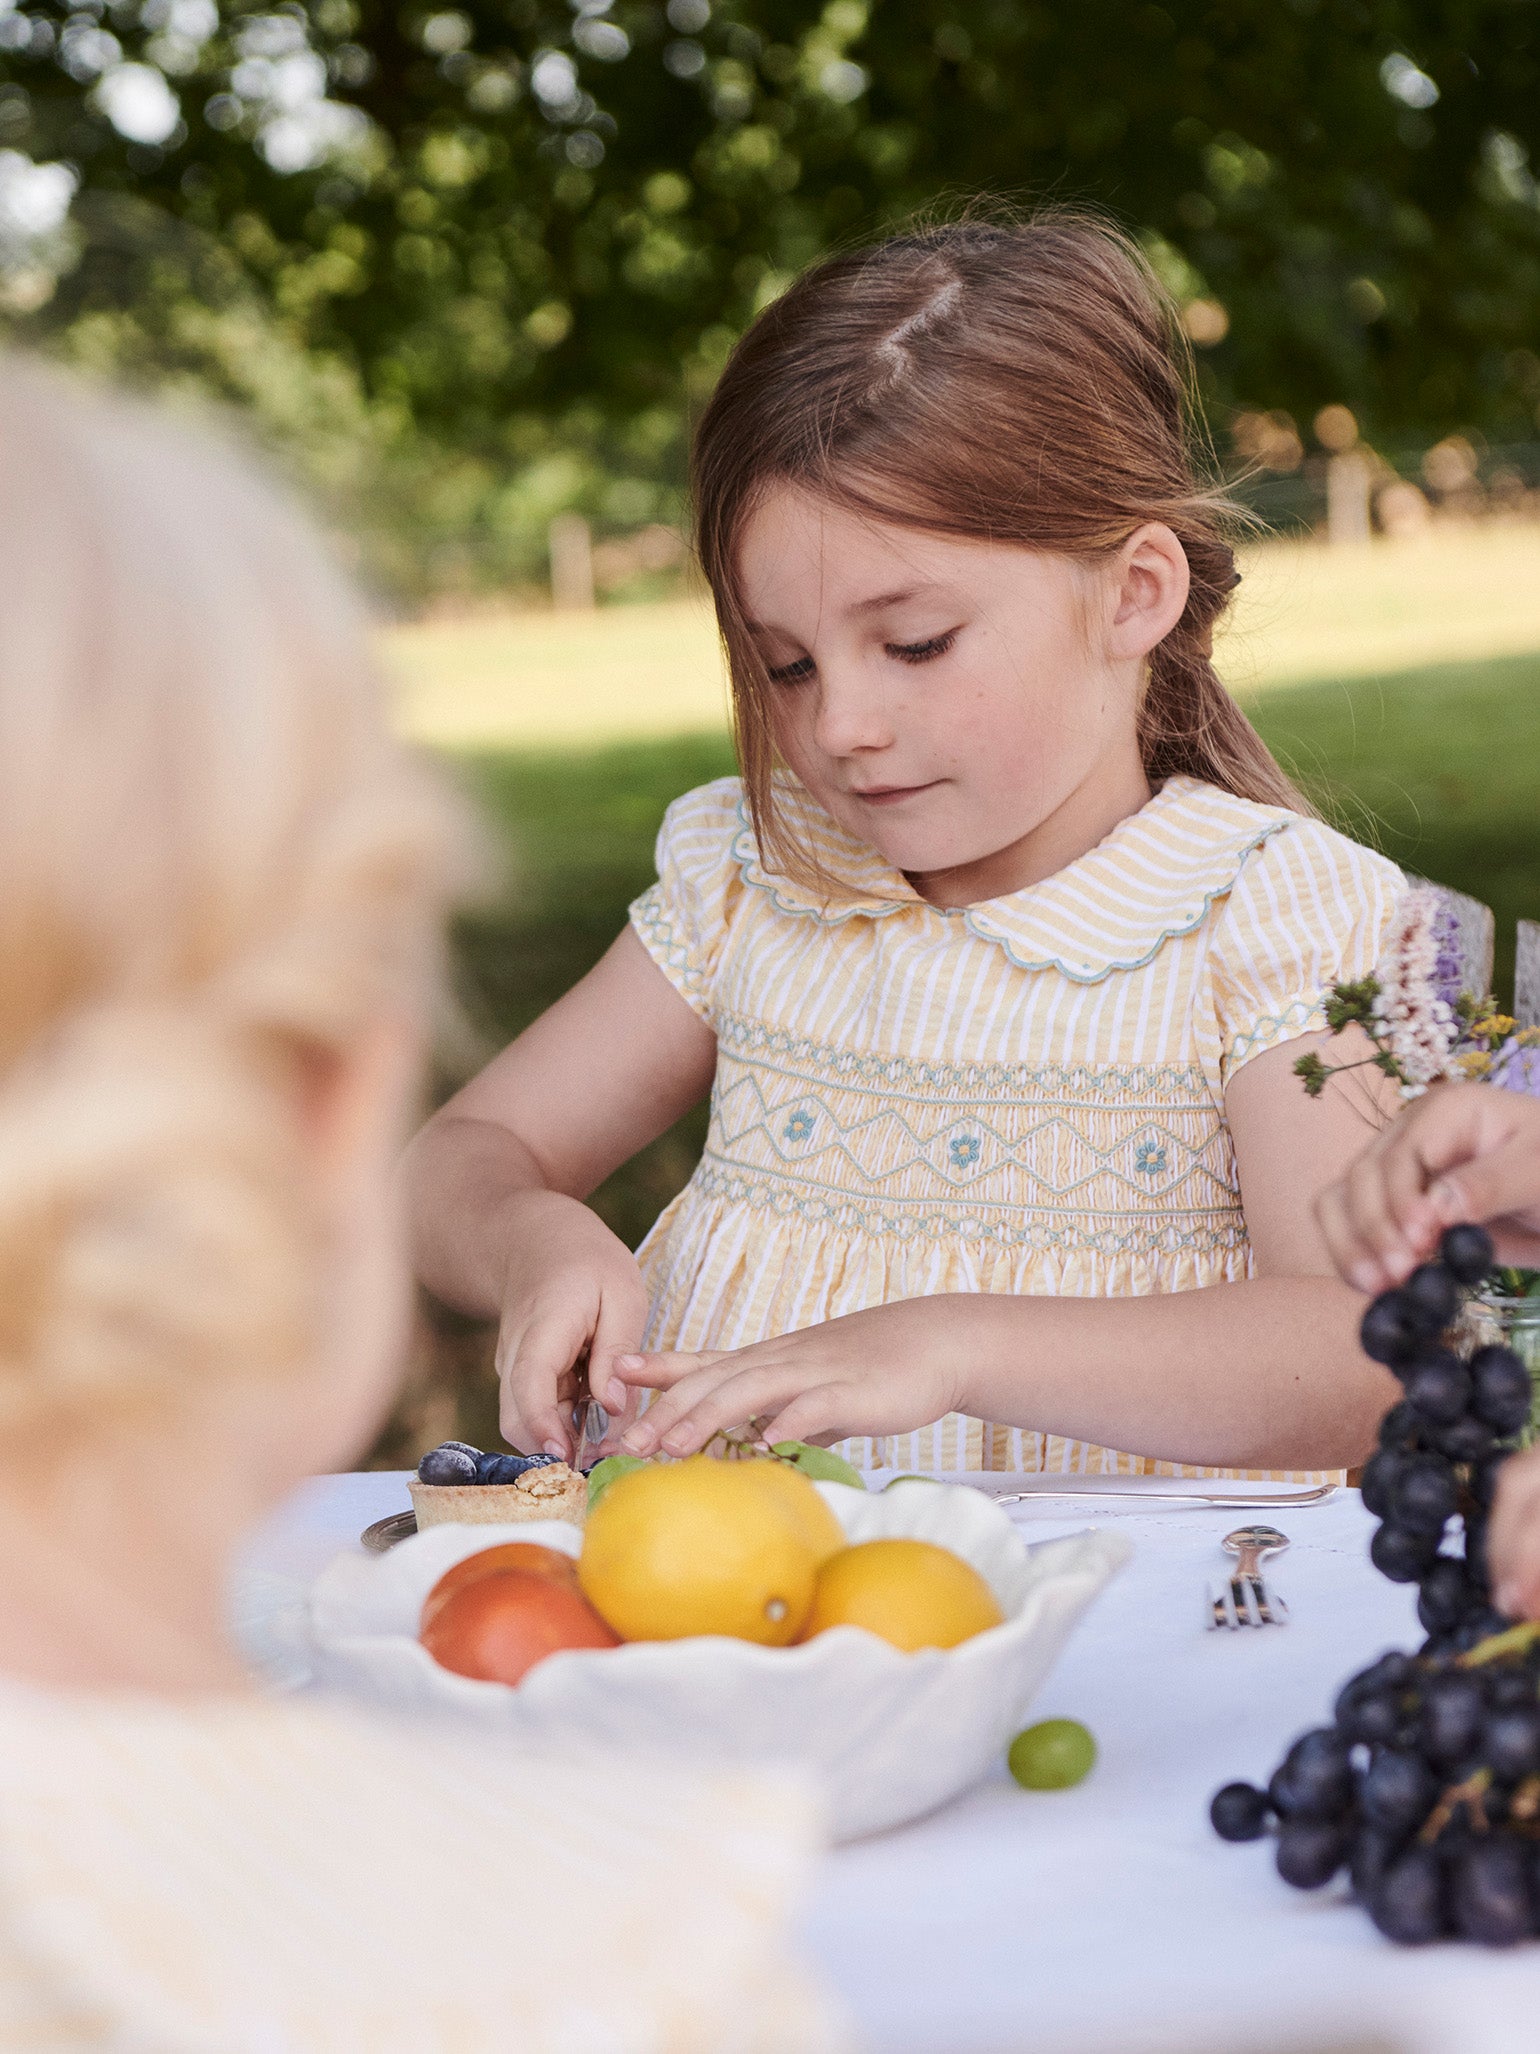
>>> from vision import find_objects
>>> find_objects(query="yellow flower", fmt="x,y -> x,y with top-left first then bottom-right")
1470,1014 -> 1517,1041
1518,1028 -> 1540,1049
1456,1050 -> 1495,1080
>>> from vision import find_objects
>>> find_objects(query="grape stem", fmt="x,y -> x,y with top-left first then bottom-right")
1458,1622 -> 1540,1669
1419,1768 -> 1492,1844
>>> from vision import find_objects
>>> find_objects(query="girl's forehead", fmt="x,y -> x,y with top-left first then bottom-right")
737,483 -> 1075,625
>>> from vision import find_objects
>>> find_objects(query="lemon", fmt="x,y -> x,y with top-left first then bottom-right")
801,1538 -> 1004,1652
578,1456 -> 823,1644
735,1457 -> 848,1567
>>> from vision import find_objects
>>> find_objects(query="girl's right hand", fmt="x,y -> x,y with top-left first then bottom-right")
494,1190 -> 649,1460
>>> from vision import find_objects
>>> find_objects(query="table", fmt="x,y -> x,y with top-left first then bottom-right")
234,1473 -> 1540,2054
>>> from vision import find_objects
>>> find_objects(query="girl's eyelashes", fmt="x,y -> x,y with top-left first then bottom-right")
762,629 -> 958,682
765,655 -> 815,685
886,630 -> 959,665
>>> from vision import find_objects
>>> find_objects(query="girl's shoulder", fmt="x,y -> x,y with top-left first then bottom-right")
1140,774 -> 1403,919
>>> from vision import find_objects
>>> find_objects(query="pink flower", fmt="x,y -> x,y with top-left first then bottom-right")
1372,888 -> 1459,1094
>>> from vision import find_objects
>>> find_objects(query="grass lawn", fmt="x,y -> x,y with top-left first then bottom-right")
385,526 -> 1540,749
380,546 -> 1540,1462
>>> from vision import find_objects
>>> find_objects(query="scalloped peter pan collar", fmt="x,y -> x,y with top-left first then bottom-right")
730,774 -> 1295,986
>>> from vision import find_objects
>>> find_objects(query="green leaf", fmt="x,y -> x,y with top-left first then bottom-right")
585,1453 -> 650,1508
770,1440 -> 866,1489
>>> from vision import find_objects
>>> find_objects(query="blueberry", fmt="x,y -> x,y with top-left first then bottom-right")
1452,1840 -> 1533,1945
1371,1520 -> 1439,1584
482,1454 -> 529,1484
1390,1453 -> 1460,1535
440,1440 -> 480,1457
1471,1346 -> 1533,1438
1369,1847 -> 1448,1943
1276,1818 -> 1352,1890
417,1444 -> 479,1486
1209,1781 -> 1270,1842
1361,1749 -> 1437,1835
1420,1672 -> 1486,1766
1440,1224 -> 1495,1288
1402,1349 -> 1472,1426
1361,1291 -> 1424,1367
517,1452 -> 561,1470
474,1450 -> 507,1483
1484,1707 -> 1540,1782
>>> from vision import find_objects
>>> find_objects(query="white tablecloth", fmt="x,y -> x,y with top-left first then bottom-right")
233,1473 -> 1540,2054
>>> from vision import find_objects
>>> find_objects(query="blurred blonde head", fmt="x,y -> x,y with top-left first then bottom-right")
0,358 -> 461,1448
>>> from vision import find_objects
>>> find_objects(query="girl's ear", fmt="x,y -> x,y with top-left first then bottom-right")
1105,522 -> 1191,663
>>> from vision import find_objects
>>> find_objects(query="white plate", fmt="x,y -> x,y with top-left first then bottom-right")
306,1478 -> 1129,1841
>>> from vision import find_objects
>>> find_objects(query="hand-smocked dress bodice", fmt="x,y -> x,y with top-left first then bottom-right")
629,774 -> 1404,1478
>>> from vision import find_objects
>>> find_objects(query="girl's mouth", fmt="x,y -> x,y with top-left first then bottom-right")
847,780 -> 943,807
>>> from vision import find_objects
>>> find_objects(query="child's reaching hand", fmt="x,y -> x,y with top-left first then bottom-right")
613,1300 -> 968,1459
494,1190 -> 648,1458
1314,1082 -> 1540,1296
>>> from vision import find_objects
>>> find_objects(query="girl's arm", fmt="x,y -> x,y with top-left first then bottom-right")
404,926 -> 716,1457
614,1029 -> 1400,1470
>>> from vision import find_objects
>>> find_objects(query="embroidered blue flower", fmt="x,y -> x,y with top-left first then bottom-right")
1134,1140 -> 1168,1177
782,1109 -> 816,1143
948,1133 -> 982,1170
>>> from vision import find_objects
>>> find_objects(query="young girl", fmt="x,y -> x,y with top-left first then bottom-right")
408,211 -> 1406,1480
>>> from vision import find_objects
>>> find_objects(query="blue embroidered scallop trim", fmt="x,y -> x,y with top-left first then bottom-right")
728,794 -> 1292,983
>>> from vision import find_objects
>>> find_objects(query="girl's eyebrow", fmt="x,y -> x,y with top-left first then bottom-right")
848,582 -> 947,616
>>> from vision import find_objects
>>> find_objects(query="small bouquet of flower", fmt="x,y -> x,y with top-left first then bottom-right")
1294,886 -> 1540,1105
1296,886 -> 1540,1304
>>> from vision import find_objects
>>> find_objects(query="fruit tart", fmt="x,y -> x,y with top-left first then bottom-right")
408,1443 -> 588,1529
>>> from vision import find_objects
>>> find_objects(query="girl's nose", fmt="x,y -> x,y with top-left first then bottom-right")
809,663 -> 894,758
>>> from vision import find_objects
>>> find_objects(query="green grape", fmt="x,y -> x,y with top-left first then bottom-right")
585,1453 -> 649,1508
770,1440 -> 866,1489
1007,1719 -> 1097,1791
882,1474 -> 934,1490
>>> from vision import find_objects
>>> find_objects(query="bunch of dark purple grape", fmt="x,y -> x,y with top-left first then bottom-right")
1211,1223 -> 1540,1945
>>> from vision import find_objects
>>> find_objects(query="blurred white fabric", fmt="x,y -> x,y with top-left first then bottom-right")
238,1474 -> 1540,2054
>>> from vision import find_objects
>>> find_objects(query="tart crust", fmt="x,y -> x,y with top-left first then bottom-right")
409,1464 -> 588,1529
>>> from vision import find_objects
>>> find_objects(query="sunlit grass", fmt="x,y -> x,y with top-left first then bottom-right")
386,525 -> 1540,750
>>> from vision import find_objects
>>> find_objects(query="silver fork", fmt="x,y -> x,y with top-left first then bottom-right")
1209,1525 -> 1291,1630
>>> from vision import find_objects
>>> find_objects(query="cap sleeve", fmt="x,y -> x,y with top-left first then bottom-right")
628,777 -> 745,1021
1210,818 -> 1406,1088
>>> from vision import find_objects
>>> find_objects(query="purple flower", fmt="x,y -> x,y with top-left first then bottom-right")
1491,1043 -> 1540,1098
1429,898 -> 1465,1014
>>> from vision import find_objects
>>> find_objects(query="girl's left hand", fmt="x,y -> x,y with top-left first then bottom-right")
611,1298 -> 971,1458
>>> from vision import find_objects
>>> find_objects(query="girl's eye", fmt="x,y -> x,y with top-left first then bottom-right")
765,655 -> 815,685
886,631 -> 958,665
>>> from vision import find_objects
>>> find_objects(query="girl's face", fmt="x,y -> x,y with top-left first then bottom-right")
737,484 -> 1189,906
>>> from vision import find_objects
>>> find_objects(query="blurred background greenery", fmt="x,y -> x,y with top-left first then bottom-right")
3,0 -> 1540,597
4,0 -> 1540,1458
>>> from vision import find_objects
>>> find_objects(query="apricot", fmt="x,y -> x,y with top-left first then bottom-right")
421,1542 -> 578,1631
420,1570 -> 619,1686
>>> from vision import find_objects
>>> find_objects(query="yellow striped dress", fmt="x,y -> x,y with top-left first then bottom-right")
629,773 -> 1405,1478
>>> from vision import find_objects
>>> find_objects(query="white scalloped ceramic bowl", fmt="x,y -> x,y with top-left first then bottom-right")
306,1479 -> 1130,1840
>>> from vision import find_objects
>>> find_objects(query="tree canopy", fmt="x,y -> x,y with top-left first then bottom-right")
3,0 -> 1538,589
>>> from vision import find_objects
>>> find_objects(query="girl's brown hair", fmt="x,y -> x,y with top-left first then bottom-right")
692,208 -> 1308,884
